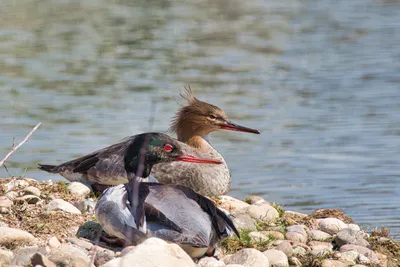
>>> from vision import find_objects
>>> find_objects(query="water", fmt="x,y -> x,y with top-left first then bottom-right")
1,0 -> 399,238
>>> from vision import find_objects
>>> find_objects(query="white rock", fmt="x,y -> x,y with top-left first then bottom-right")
226,265 -> 245,267
358,254 -> 371,264
335,228 -> 370,248
224,248 -> 269,267
0,227 -> 35,246
346,224 -> 360,231
231,213 -> 257,231
291,246 -> 306,256
5,191 -> 18,200
0,249 -> 13,265
340,244 -> 379,264
5,179 -> 29,192
275,240 -> 293,256
320,259 -> 350,267
243,204 -> 279,223
285,232 -> 306,243
198,257 -> 220,267
219,196 -> 250,213
352,265 -> 368,267
263,249 -> 288,267
308,230 -> 332,241
49,244 -> 90,266
46,199 -> 82,214
47,236 -> 61,249
67,182 -> 91,198
102,238 -> 195,267
23,186 -> 41,197
318,218 -> 347,234
310,248 -> 332,257
0,197 -> 13,208
286,225 -> 307,237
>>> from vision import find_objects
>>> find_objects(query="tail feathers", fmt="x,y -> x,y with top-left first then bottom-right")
38,164 -> 56,173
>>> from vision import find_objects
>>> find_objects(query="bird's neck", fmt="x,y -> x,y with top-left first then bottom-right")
179,134 -> 210,153
126,159 -> 153,181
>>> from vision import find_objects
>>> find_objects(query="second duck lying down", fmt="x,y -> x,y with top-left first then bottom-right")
95,132 -> 239,258
38,87 -> 260,195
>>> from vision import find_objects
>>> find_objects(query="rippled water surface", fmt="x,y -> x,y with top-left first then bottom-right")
1,0 -> 399,238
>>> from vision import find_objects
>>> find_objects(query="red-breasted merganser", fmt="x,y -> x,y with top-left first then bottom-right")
38,87 -> 260,195
95,132 -> 239,258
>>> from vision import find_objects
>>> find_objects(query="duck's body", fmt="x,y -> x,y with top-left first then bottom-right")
94,132 -> 239,258
39,87 -> 259,196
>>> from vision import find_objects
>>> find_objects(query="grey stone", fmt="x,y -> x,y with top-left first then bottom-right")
308,241 -> 333,249
285,232 -> 306,243
0,249 -> 13,265
346,224 -> 360,231
0,196 -> 13,208
23,186 -> 41,197
308,230 -> 332,241
92,248 -> 115,267
0,227 -> 35,246
248,232 -> 269,243
74,198 -> 97,214
198,257 -> 219,267
31,253 -> 56,267
262,249 -> 288,267
224,248 -> 269,267
335,228 -> 370,248
46,199 -> 81,214
243,204 -> 279,223
320,259 -> 350,267
49,244 -> 91,267
5,179 -> 29,192
275,241 -> 293,257
245,196 -> 269,205
310,248 -> 332,257
318,218 -> 347,234
102,238 -> 195,267
358,254 -> 371,264
230,213 -> 257,231
286,225 -> 307,237
339,244 -> 379,264
47,236 -> 61,249
67,182 -> 91,198
65,238 -> 93,250
12,246 -> 47,266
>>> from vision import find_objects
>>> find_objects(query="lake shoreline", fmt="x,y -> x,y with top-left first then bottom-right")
0,177 -> 398,267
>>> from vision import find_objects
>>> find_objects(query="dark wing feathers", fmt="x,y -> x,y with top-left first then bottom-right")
143,202 -> 183,233
166,184 -> 239,239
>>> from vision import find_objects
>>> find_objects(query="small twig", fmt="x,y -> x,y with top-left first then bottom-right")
0,122 -> 41,167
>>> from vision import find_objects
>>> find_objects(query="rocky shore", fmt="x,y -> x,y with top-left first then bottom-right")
0,177 -> 398,267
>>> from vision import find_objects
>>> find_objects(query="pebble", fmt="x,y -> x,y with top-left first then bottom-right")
219,196 -> 250,212
230,213 -> 257,231
5,179 -> 29,192
198,256 -> 219,266
291,246 -> 306,256
308,241 -> 333,249
335,228 -> 370,248
243,204 -> 279,223
0,197 -> 13,208
65,237 -> 93,250
245,196 -> 270,205
308,229 -> 332,241
249,232 -> 269,242
31,253 -> 56,267
318,218 -> 347,234
102,238 -> 195,267
67,182 -> 91,198
0,249 -> 13,265
275,240 -> 293,256
49,244 -> 91,267
91,247 -> 115,267
23,186 -> 41,197
5,191 -> 19,200
286,225 -> 308,237
47,236 -> 61,249
310,248 -> 332,257
17,195 -> 41,204
260,231 -> 284,240
320,259 -> 350,267
263,249 -> 289,267
224,248 -> 269,267
346,223 -> 360,231
285,232 -> 306,243
358,253 -> 371,264
74,198 -> 97,214
46,199 -> 82,214
12,246 -> 47,266
0,227 -> 35,246
339,244 -> 379,264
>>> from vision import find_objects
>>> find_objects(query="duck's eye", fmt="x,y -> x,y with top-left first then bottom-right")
164,144 -> 173,152
208,115 -> 217,121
